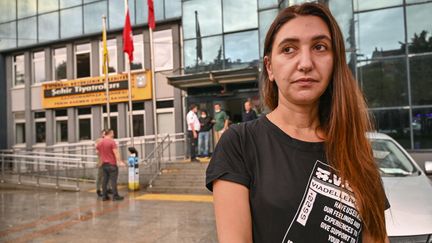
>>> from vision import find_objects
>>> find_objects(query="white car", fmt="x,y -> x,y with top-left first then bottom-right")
368,133 -> 432,243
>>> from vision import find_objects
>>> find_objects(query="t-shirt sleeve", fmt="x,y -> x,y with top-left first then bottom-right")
206,126 -> 251,191
111,140 -> 117,150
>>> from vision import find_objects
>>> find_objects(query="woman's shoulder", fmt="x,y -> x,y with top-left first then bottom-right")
222,117 -> 266,141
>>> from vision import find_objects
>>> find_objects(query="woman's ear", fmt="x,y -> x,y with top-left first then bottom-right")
264,56 -> 274,82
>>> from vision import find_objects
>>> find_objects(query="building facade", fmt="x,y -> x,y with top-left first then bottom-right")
0,0 -> 431,150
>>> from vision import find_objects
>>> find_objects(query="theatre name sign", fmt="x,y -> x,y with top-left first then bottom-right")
42,71 -> 152,109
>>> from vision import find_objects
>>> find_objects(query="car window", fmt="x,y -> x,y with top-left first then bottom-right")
370,139 -> 419,176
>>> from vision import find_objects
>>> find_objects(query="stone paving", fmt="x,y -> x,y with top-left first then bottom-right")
0,185 -> 217,243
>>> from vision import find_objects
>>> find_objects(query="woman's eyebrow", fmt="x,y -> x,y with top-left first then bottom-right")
277,34 -> 332,48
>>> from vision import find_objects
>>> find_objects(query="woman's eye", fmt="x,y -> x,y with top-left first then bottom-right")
314,44 -> 327,51
282,47 -> 295,54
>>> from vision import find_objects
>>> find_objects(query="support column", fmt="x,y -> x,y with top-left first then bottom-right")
24,52 -> 33,151
117,103 -> 127,138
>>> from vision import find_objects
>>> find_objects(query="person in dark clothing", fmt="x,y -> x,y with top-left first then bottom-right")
198,110 -> 213,157
187,104 -> 201,162
242,100 -> 258,122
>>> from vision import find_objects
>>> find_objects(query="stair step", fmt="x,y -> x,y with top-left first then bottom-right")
147,186 -> 211,195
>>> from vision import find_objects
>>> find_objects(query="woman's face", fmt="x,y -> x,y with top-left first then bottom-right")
265,15 -> 334,107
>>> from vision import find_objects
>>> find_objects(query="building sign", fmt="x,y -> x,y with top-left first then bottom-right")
42,71 -> 152,109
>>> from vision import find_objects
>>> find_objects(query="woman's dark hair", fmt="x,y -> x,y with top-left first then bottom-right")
261,3 -> 387,241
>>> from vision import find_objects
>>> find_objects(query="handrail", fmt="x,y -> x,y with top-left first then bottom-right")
15,151 -> 98,159
139,134 -> 171,165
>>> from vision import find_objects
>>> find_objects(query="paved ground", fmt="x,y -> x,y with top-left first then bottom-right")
0,186 -> 217,243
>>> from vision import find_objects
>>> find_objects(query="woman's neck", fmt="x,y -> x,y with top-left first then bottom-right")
267,101 -> 324,142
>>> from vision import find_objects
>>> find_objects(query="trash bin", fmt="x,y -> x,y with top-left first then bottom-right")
128,147 -> 139,191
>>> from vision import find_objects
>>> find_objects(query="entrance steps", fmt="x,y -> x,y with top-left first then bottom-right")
146,161 -> 211,195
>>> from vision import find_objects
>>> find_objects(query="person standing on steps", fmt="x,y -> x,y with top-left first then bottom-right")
96,129 -> 126,201
187,104 -> 201,162
198,110 -> 213,158
212,103 -> 229,147
242,100 -> 258,123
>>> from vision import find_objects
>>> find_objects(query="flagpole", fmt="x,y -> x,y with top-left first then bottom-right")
102,15 -> 111,128
127,54 -> 134,147
149,28 -> 158,149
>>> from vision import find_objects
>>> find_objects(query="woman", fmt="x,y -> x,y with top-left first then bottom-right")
206,3 -> 389,243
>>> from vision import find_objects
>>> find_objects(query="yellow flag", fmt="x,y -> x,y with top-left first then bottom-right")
102,18 -> 109,76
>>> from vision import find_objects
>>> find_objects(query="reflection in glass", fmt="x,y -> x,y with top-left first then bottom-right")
184,36 -> 223,73
18,17 -> 37,46
14,55 -> 25,86
406,3 -> 432,54
371,109 -> 410,148
0,22 -> 16,50
224,30 -> 259,69
154,30 -> 173,71
101,39 -> 117,74
53,48 -> 67,80
84,1 -> 107,34
16,123 -> 26,144
183,0 -> 222,39
258,0 -> 278,9
38,0 -> 58,13
410,55 -> 432,105
154,0 -> 164,20
223,0 -> 258,32
165,0 -> 181,19
353,0 -> 402,11
356,8 -> 404,59
109,0 -> 135,29
79,118 -> 92,140
60,0 -> 82,9
0,1 -> 16,23
17,0 -> 36,18
39,12 -> 59,42
412,108 -> 432,149
56,120 -> 68,142
33,51 -> 46,83
133,114 -> 145,137
35,122 -> 46,143
129,35 -> 144,70
329,0 -> 354,50
136,0 -> 148,24
358,58 -> 408,107
259,9 -> 278,57
61,7 -> 83,38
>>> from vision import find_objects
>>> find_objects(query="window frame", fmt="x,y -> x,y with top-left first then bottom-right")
99,38 -> 118,75
74,43 -> 92,79
12,54 -> 25,87
52,47 -> 67,81
77,109 -> 93,141
34,112 -> 47,144
32,50 -> 46,84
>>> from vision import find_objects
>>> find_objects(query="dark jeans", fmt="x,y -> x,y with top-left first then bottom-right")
102,163 -> 119,197
188,131 -> 198,160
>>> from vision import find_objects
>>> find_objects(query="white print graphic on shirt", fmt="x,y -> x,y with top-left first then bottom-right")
281,160 -> 362,243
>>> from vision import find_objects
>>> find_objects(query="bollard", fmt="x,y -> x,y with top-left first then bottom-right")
128,147 -> 139,191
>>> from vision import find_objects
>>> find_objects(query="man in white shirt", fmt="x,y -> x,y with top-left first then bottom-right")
186,104 -> 201,162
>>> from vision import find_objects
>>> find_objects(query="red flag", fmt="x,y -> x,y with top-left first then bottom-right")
123,9 -> 134,62
147,0 -> 156,30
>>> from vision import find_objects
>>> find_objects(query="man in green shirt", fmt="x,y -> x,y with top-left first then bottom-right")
212,103 -> 229,147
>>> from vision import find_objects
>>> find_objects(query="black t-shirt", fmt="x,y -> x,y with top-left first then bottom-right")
242,110 -> 258,122
199,116 -> 213,132
206,116 -> 389,243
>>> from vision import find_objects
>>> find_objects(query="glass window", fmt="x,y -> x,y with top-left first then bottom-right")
13,55 -> 25,86
358,58 -> 408,108
76,43 -> 91,78
38,0 -> 59,14
103,117 -> 118,136
60,6 -> 83,38
84,0 -> 100,3
154,0 -> 164,20
0,22 -> 17,50
410,54 -> 432,106
60,0 -> 82,9
406,0 -> 430,3
356,7 -> 404,59
184,36 -> 223,73
15,123 -> 26,144
100,38 -> 117,74
259,9 -> 278,57
157,112 -> 175,134
412,108 -> 432,149
353,0 -> 402,11
33,51 -> 46,83
224,30 -> 259,69
84,1 -> 107,34
223,0 -> 258,33
35,121 -> 46,143
17,0 -> 37,18
56,120 -> 68,142
39,12 -> 59,42
406,3 -> 432,54
53,48 -> 67,80
258,0 -> 278,9
165,0 -> 181,19
329,0 -> 354,50
154,30 -> 173,71
133,114 -> 145,137
129,34 -> 144,70
79,118 -> 92,140
183,0 -> 222,39
136,0 -> 148,24
18,17 -> 37,47
109,0 -> 135,29
0,1 -> 16,23
371,109 -> 411,148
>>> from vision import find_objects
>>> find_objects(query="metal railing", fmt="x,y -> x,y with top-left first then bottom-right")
0,133 -> 187,191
